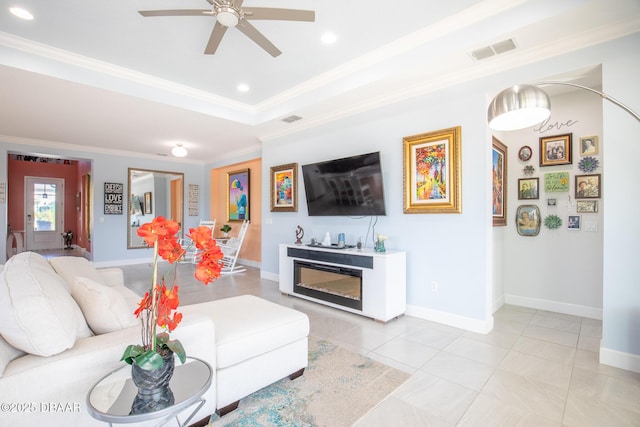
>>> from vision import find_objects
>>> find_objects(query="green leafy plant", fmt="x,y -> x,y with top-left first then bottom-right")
220,224 -> 232,233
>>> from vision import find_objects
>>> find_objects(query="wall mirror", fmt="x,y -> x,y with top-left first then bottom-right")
128,168 -> 184,249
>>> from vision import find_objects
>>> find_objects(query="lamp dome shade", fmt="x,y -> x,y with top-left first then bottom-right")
488,84 -> 551,131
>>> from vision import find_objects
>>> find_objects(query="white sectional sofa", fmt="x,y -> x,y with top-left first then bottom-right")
0,252 -> 309,426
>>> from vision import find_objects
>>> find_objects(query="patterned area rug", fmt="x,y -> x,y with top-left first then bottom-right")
208,337 -> 410,427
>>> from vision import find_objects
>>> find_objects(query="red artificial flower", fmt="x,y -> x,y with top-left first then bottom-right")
134,291 -> 151,317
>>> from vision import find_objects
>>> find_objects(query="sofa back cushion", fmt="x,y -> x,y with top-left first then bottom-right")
0,252 -> 91,356
71,277 -> 139,335
49,256 -> 105,291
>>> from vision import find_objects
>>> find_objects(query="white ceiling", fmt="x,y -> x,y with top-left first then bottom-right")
1,0 -> 638,163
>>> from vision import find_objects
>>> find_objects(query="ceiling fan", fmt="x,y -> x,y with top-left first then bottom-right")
138,0 -> 315,57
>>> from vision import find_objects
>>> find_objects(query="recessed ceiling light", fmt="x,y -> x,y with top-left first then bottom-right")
237,83 -> 250,92
321,32 -> 337,44
9,7 -> 33,20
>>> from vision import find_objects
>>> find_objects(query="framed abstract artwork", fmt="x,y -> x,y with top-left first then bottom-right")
540,133 -> 572,167
270,163 -> 297,212
403,126 -> 462,214
226,169 -> 250,221
492,137 -> 507,226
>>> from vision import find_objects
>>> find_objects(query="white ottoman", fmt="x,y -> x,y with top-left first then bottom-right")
183,294 -> 309,415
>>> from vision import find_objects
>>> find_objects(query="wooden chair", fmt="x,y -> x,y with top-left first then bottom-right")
182,219 -> 216,263
216,220 -> 249,274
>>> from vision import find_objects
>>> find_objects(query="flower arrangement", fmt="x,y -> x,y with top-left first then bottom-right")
121,216 -> 223,370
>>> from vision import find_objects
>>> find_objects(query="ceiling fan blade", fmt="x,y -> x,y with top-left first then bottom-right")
242,8 -> 315,22
139,9 -> 212,17
236,20 -> 281,57
205,22 -> 228,54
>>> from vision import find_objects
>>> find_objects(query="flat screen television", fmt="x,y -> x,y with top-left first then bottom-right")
301,152 -> 386,216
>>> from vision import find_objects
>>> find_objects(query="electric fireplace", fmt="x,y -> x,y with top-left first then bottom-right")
293,260 -> 363,311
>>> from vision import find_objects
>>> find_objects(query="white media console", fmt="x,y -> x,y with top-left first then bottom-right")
279,243 -> 406,322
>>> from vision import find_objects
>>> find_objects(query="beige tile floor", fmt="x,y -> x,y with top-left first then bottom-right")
56,254 -> 640,427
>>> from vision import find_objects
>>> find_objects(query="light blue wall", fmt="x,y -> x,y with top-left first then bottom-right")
261,81 -> 493,328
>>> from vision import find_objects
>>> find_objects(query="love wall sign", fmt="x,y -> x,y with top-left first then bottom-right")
104,182 -> 124,215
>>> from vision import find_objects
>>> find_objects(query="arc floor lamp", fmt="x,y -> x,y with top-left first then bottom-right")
487,81 -> 640,131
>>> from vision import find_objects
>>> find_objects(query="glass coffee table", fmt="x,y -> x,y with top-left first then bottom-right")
87,357 -> 212,426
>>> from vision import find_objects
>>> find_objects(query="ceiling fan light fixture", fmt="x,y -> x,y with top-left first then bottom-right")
171,144 -> 188,157
216,7 -> 240,27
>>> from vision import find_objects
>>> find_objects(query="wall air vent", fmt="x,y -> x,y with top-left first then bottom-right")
470,38 -> 517,61
282,115 -> 302,123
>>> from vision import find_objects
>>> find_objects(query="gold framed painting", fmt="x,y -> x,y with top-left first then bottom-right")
403,126 -> 462,214
270,163 -> 297,212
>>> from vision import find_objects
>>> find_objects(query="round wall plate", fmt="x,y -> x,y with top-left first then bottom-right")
518,145 -> 532,162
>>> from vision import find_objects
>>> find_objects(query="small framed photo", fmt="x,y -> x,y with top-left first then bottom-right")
518,146 -> 533,162
547,198 -> 557,206
575,174 -> 601,199
516,205 -> 541,236
579,136 -> 598,156
518,178 -> 539,200
577,200 -> 598,213
540,133 -> 572,167
568,215 -> 581,230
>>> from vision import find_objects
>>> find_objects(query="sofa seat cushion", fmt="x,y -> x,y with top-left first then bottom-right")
71,277 -> 139,335
182,295 -> 309,369
0,252 -> 91,356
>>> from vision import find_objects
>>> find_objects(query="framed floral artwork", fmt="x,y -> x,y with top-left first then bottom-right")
403,126 -> 462,214
540,133 -> 572,167
226,169 -> 250,221
575,174 -> 601,199
270,163 -> 297,212
492,137 -> 507,226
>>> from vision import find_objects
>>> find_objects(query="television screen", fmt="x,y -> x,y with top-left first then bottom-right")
301,152 -> 386,216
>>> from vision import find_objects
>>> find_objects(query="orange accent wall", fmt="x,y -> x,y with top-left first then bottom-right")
210,158 -> 261,264
7,158 -> 80,244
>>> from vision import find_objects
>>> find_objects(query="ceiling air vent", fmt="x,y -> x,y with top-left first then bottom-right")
282,115 -> 302,123
470,38 -> 517,61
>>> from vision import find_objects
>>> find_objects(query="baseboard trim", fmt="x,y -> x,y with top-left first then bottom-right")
261,271 -> 279,282
493,295 -> 505,314
600,346 -> 640,374
406,304 -> 493,334
504,294 -> 602,320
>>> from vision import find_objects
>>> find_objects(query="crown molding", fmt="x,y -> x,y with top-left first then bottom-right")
260,18 -> 640,142
1,135 -> 205,164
